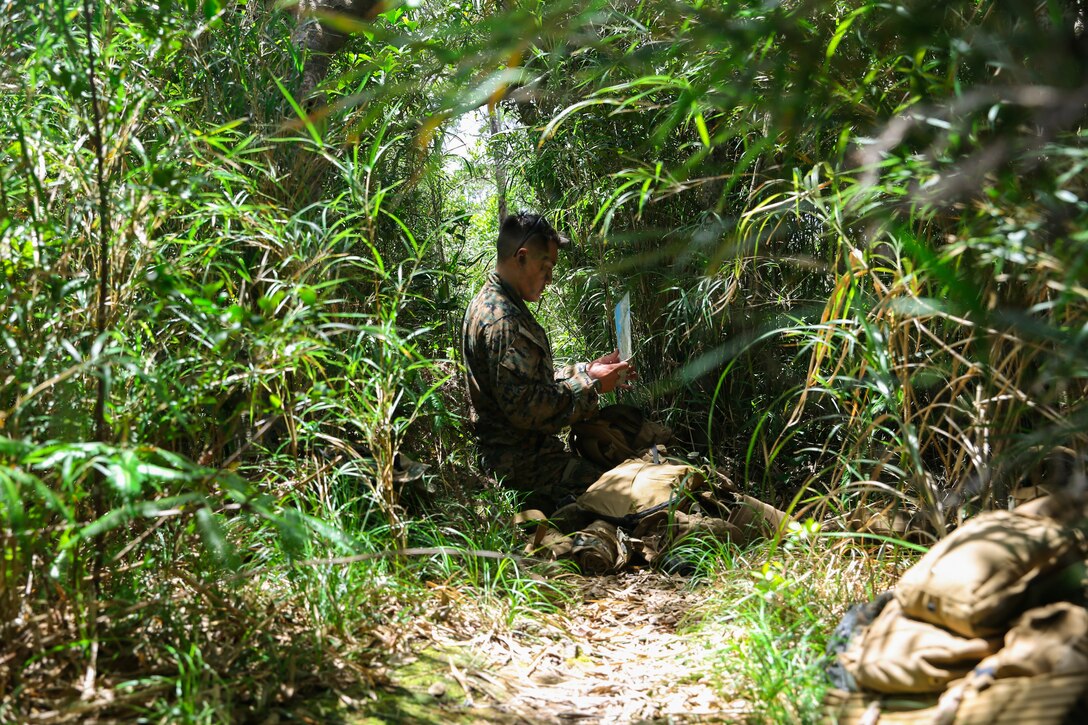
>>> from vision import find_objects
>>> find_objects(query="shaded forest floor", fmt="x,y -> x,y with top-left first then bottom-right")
5,477 -> 901,724
290,570 -> 752,724
6,476 -> 897,723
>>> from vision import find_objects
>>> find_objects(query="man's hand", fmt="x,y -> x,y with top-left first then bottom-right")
587,350 -> 637,394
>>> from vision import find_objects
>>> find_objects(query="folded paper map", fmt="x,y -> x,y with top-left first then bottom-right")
614,292 -> 632,361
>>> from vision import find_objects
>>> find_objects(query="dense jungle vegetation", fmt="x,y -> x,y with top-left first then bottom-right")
3,0 -> 1087,721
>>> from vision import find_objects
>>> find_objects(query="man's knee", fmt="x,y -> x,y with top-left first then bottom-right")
480,445 -> 604,512
560,455 -> 604,490
525,455 -> 601,513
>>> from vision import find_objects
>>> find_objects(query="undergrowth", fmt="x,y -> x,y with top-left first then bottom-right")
688,523 -> 911,723
4,0 -> 1088,720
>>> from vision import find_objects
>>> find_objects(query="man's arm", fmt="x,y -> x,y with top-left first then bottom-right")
489,325 -> 599,434
554,362 -> 579,380
557,352 -> 635,388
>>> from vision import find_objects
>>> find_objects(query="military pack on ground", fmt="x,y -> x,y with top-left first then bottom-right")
824,490 -> 1088,723
517,404 -> 790,575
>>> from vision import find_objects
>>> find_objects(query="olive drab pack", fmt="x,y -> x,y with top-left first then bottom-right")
570,404 -> 673,469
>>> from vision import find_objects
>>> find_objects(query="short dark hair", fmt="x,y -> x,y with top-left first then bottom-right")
496,212 -> 569,261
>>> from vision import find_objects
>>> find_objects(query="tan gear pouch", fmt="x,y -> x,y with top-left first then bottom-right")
571,520 -> 630,574
895,510 -> 1086,637
726,494 -> 790,544
841,599 -> 996,694
576,458 -> 704,521
632,509 -> 742,565
979,601 -> 1088,679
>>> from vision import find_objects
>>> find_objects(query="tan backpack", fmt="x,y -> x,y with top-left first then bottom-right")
840,598 -> 997,694
825,602 -> 1088,723
895,509 -> 1087,638
927,602 -> 1088,724
966,601 -> 1088,681
823,672 -> 1088,724
576,458 -> 704,525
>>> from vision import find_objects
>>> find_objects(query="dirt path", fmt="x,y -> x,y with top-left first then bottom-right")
355,569 -> 750,723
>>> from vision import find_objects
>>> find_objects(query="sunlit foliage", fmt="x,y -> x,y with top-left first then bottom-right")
2,0 -> 1086,719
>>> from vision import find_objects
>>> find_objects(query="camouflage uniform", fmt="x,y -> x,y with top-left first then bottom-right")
462,272 -> 604,512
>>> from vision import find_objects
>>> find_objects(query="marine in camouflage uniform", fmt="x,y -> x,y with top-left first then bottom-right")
463,271 -> 603,512
462,213 -> 631,513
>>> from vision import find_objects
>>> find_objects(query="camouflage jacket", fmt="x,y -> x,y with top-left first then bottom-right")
462,272 -> 600,452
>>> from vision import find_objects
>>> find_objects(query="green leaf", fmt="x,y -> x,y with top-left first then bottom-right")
77,509 -> 131,543
298,285 -> 318,305
825,5 -> 874,64
694,112 -> 711,147
274,508 -> 308,560
539,98 -> 623,145
196,506 -> 239,571
273,76 -> 323,147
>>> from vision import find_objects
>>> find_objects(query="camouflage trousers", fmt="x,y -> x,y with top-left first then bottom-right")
479,437 -> 603,515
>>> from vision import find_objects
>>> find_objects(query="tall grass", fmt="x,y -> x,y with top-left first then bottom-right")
4,0 -> 1088,718
693,526 -> 907,723
507,0 -> 1088,527
0,1 -> 540,719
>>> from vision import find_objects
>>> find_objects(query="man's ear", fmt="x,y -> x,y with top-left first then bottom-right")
516,248 -> 527,265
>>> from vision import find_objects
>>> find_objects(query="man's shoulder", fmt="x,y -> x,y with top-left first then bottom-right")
466,278 -> 521,331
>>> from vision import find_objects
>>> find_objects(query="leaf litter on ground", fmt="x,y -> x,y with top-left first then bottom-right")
332,568 -> 752,724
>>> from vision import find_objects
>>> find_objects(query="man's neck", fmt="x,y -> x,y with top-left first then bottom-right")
495,262 -> 525,302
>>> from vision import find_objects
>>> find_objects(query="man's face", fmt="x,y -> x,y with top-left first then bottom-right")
516,240 -> 559,303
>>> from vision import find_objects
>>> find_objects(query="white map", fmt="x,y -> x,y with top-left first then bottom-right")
614,292 -> 632,361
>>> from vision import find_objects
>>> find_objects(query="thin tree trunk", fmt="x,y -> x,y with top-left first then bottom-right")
431,131 -> 455,337
489,106 -> 508,224
78,0 -> 111,700
78,0 -> 111,451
